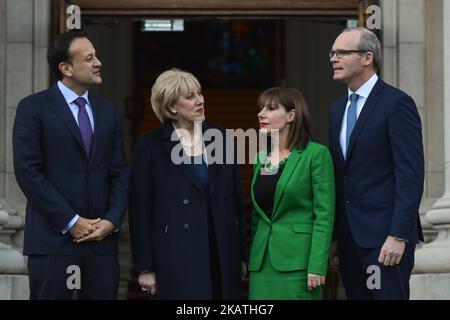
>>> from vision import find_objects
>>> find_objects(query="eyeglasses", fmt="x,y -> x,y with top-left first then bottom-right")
329,49 -> 369,59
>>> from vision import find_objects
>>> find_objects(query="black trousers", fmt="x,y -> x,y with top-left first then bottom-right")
28,243 -> 119,300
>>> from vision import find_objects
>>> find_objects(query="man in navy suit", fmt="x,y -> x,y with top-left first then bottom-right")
13,31 -> 129,299
327,27 -> 424,299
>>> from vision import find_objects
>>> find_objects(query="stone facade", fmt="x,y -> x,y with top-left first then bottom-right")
410,0 -> 450,299
0,0 -> 52,299
381,0 -> 450,300
0,0 -> 449,299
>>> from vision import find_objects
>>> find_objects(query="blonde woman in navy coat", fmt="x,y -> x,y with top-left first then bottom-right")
129,69 -> 247,300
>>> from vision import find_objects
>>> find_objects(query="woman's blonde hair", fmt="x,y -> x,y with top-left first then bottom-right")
150,68 -> 201,123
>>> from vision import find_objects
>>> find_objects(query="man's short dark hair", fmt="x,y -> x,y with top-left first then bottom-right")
47,30 -> 88,80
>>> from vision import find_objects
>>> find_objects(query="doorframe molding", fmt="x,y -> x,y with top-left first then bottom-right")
69,0 -> 359,16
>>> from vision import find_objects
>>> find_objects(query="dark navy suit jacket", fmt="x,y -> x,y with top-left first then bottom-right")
13,84 -> 129,256
329,79 -> 424,248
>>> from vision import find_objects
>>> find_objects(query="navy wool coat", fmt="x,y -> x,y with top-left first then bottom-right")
129,122 -> 247,299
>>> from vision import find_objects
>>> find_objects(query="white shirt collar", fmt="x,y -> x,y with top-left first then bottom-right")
57,80 -> 90,106
347,73 -> 379,100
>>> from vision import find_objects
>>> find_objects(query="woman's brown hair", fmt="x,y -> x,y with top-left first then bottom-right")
257,87 -> 312,150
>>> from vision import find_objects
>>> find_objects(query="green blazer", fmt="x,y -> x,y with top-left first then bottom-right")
248,141 -> 335,276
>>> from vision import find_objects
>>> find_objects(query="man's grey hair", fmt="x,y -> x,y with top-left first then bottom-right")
343,27 -> 382,71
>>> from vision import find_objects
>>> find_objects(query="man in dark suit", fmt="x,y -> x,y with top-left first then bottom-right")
13,31 -> 129,299
327,27 -> 424,299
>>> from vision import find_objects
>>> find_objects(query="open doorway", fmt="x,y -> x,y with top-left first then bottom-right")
82,15 -> 349,299
85,16 -> 347,191
51,0 -> 364,295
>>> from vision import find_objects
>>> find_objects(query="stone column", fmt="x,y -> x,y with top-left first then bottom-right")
410,0 -> 450,299
0,199 -> 28,299
382,0 -> 440,243
0,0 -> 26,299
0,0 -> 50,299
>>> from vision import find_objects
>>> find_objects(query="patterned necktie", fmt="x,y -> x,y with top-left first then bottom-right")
73,97 -> 93,158
346,93 -> 359,157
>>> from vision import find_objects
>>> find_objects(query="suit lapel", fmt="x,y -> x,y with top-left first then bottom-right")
271,147 -> 302,219
47,85 -> 86,157
346,79 -> 384,161
88,94 -> 102,167
162,122 -> 203,191
203,123 -> 221,197
250,151 -> 271,224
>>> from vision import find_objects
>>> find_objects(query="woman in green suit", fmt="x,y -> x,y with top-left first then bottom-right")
248,87 -> 335,300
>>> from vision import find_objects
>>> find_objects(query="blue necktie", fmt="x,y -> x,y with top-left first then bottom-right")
74,97 -> 93,158
346,93 -> 359,157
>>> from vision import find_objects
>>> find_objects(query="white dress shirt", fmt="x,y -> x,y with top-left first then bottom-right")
339,73 -> 379,157
57,81 -> 94,234
57,81 -> 95,131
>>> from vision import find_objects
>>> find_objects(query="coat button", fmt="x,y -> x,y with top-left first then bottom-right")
183,199 -> 189,205
184,223 -> 190,230
346,200 -> 351,204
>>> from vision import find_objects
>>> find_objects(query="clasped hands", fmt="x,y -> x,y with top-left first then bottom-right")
69,217 -> 115,243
